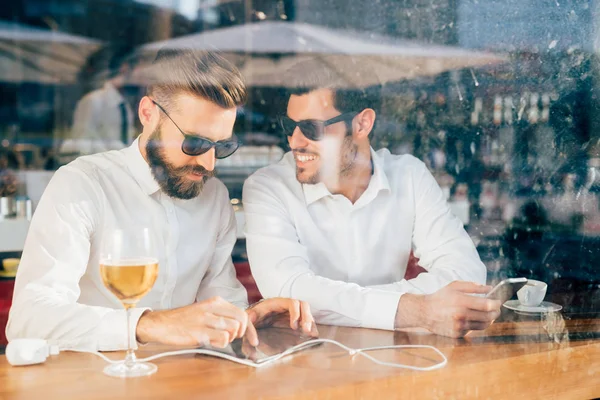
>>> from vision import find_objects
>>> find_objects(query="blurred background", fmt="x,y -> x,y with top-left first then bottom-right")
1,0 -> 600,344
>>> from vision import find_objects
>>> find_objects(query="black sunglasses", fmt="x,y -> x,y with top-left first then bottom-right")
279,112 -> 359,141
151,99 -> 239,159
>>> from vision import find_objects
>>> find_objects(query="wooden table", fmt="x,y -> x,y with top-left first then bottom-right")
1,311 -> 599,399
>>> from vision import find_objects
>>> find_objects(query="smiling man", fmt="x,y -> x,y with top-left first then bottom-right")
7,49 -> 317,353
243,68 -> 500,338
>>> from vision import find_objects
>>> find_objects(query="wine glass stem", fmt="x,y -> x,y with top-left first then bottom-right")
125,304 -> 136,367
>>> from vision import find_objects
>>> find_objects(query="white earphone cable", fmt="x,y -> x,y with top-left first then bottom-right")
69,339 -> 447,371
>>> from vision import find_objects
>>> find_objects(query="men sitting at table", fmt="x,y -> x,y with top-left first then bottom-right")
242,65 -> 501,338
7,48 -> 317,351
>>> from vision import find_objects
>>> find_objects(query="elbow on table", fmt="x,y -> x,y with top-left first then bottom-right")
5,299 -> 51,343
5,308 -> 29,343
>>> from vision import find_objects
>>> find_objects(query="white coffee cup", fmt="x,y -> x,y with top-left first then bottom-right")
517,279 -> 547,307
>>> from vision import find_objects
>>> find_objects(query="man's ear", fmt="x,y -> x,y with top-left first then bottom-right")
354,108 -> 376,139
139,96 -> 157,128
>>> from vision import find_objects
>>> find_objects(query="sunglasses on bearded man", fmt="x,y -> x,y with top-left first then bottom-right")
152,99 -> 239,159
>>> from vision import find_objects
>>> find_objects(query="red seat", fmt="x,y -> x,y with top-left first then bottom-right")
405,252 -> 426,280
233,261 -> 263,304
0,280 -> 15,345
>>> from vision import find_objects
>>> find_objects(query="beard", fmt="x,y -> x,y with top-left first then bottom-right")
146,126 -> 215,199
296,134 -> 358,185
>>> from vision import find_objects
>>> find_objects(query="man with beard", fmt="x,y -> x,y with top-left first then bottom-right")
7,49 -> 317,353
242,70 -> 501,338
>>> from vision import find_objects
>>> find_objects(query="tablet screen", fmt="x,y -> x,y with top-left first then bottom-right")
201,327 -> 321,364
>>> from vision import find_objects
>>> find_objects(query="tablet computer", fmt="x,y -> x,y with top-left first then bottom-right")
201,327 -> 321,365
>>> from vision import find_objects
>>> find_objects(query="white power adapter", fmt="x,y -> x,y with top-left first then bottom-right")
6,339 -> 59,366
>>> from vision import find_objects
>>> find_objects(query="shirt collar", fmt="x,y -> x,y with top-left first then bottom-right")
123,138 -> 161,196
302,181 -> 331,205
302,147 -> 391,206
368,147 -> 391,194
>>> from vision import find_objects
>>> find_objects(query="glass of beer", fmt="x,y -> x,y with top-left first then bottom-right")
99,227 -> 159,378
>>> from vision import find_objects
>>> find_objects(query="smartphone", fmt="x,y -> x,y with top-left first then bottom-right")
485,277 -> 528,303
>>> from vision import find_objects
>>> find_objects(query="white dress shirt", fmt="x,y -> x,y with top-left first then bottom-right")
7,140 -> 247,351
59,82 -> 135,162
243,148 -> 486,331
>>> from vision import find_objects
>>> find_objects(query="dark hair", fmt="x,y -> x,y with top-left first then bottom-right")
77,45 -> 135,84
146,48 -> 247,111
284,57 -> 381,116
107,46 -> 133,79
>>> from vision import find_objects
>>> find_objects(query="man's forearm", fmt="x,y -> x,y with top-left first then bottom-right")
7,296 -> 146,351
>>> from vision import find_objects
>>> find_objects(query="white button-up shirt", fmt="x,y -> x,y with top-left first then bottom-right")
59,82 -> 135,162
7,140 -> 247,351
243,149 -> 486,331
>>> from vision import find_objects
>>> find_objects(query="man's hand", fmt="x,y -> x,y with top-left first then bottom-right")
136,296 -> 258,348
246,298 -> 319,338
240,298 -> 319,359
395,281 -> 501,338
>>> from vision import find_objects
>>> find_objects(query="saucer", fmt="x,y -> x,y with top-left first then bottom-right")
0,270 -> 17,278
503,300 -> 562,314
